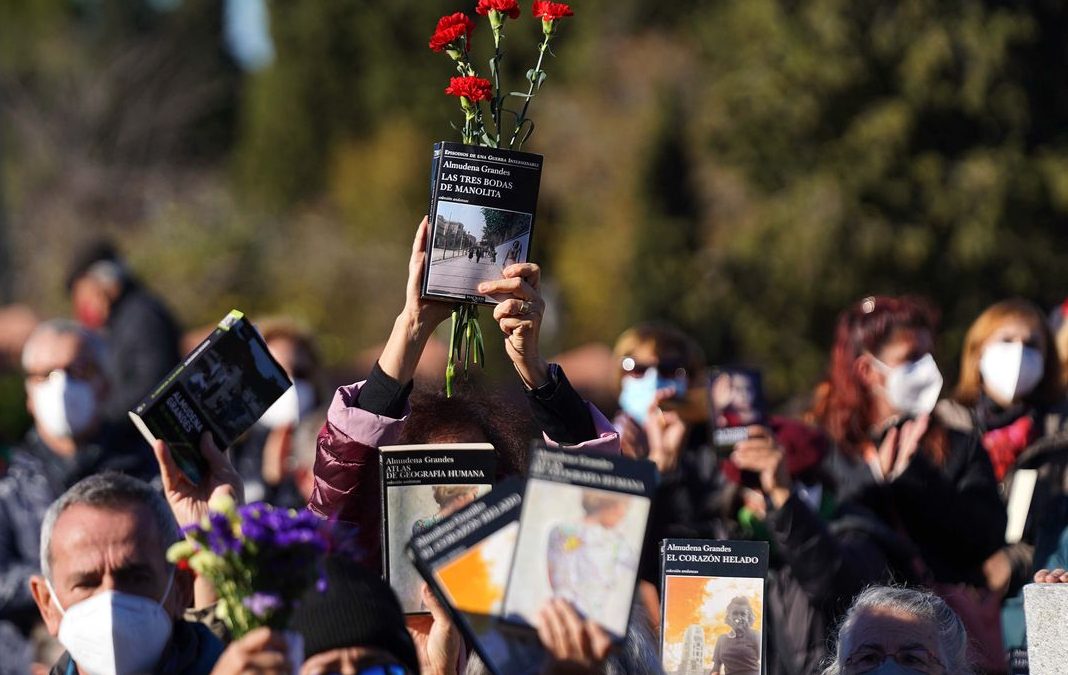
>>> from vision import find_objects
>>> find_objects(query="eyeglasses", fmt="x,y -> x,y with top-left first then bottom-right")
319,666 -> 411,675
843,646 -> 946,674
621,357 -> 687,378
25,363 -> 100,384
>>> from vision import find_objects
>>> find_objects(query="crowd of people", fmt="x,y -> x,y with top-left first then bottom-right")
2,218 -> 1068,675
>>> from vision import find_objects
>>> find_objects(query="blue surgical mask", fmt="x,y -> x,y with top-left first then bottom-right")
619,369 -> 687,425
620,369 -> 658,424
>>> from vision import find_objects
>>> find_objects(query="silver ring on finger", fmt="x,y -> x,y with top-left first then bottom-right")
519,300 -> 532,315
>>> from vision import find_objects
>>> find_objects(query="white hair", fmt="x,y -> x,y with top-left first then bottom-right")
822,585 -> 972,675
84,259 -> 127,288
39,472 -> 180,581
20,318 -> 101,373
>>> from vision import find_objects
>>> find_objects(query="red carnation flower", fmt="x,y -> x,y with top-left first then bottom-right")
475,0 -> 521,20
532,0 -> 573,21
445,76 -> 493,103
429,12 -> 475,53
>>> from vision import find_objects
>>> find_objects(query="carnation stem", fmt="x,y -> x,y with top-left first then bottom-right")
490,25 -> 504,147
509,35 -> 551,149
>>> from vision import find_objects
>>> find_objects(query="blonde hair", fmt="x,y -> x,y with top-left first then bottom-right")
954,299 -> 1064,407
432,485 -> 478,507
580,490 -> 627,516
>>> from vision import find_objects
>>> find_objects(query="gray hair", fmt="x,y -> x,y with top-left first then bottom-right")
20,318 -> 105,373
822,585 -> 972,675
84,259 -> 127,288
40,472 -> 180,581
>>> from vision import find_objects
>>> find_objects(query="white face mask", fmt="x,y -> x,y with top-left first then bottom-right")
32,370 -> 98,439
871,353 -> 943,417
47,573 -> 174,675
257,379 -> 316,429
980,342 -> 1044,404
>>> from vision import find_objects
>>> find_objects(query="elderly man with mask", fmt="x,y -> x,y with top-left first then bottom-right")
29,472 -> 224,674
0,320 -> 156,668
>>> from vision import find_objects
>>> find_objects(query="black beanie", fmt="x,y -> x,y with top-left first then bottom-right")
291,555 -> 419,672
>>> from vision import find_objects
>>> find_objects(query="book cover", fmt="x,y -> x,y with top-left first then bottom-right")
407,477 -> 545,675
710,367 -> 768,451
660,539 -> 770,675
128,310 -> 291,484
502,448 -> 657,639
380,443 -> 496,613
423,142 -> 543,304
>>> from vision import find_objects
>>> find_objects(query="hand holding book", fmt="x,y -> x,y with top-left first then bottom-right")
534,598 -> 613,675
482,262 -> 549,389
407,584 -> 464,675
380,217 -> 458,385
153,432 -> 245,529
729,426 -> 792,508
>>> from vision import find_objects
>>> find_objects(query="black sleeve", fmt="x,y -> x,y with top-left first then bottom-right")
355,362 -> 414,419
765,493 -> 891,603
891,436 -> 1007,564
105,297 -> 181,421
525,364 -> 598,445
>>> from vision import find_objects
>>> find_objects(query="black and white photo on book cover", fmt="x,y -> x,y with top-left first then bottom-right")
423,142 -> 542,304
426,200 -> 532,302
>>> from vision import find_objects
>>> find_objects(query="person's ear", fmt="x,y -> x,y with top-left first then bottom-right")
29,575 -> 62,636
854,354 -> 880,390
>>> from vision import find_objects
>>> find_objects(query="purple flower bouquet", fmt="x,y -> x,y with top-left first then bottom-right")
167,495 -> 329,638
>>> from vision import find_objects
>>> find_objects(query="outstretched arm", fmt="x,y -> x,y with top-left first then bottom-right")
483,263 -> 618,452
376,216 -> 455,393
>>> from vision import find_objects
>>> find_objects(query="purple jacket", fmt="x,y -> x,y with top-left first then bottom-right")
308,380 -> 621,570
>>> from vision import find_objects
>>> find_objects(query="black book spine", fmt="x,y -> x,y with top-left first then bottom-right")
380,452 -> 391,582
422,143 -> 444,300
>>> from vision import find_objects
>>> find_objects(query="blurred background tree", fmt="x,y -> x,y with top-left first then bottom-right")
2,0 -> 1067,406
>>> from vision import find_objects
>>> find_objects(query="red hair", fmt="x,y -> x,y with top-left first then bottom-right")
817,296 -> 940,458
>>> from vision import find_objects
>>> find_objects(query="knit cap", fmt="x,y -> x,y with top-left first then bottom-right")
291,555 -> 419,672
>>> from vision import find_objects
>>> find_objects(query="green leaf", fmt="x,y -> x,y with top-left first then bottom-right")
508,92 -> 535,99
525,69 -> 547,89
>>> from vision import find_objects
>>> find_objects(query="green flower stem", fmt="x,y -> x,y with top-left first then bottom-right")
490,22 -> 504,146
445,304 -> 484,398
508,33 -> 552,149
446,307 -> 459,397
460,99 -> 478,144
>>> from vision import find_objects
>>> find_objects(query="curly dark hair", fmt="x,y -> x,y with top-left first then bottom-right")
397,384 -> 533,479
